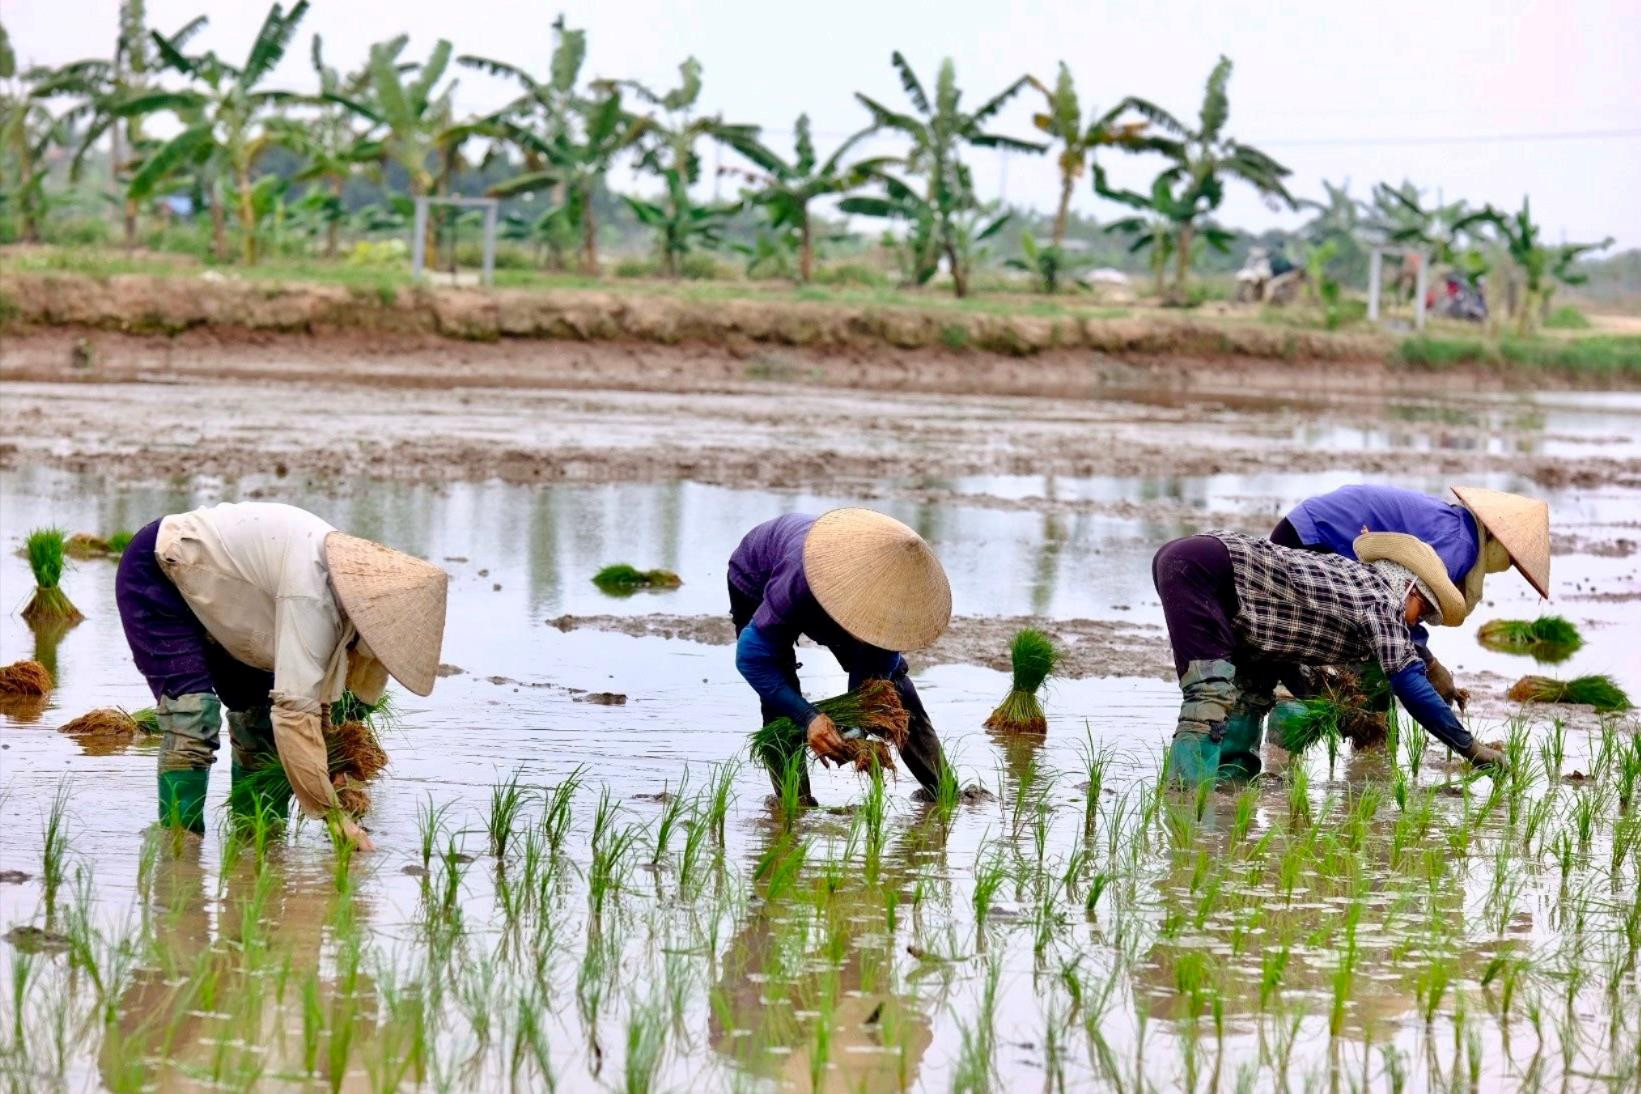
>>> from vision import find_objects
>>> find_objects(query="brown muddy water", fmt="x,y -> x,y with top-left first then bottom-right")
1,383 -> 1640,1092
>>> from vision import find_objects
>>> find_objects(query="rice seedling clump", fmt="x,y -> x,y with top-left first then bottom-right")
984,628 -> 1059,734
1270,664 -> 1390,753
60,530 -> 135,559
21,529 -> 83,625
1507,674 -> 1632,712
0,659 -> 53,696
1477,615 -> 1584,660
58,708 -> 140,741
751,679 -> 909,774
591,563 -> 684,595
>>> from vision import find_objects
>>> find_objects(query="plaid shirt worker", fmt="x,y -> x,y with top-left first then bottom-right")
1210,531 -> 1420,674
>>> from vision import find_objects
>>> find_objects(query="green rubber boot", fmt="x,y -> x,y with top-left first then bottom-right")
1218,690 -> 1273,780
155,692 -> 222,833
1169,659 -> 1238,788
158,769 -> 210,833
227,708 -> 289,824
1267,700 -> 1311,752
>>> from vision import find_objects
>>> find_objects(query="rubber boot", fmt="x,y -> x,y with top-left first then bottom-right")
1267,699 -> 1311,752
155,692 -> 222,833
1218,689 -> 1273,780
227,707 -> 289,823
1169,659 -> 1238,788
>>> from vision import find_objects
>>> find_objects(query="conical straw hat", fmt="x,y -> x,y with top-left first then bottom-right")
1354,532 -> 1468,626
324,532 -> 449,696
1449,485 -> 1551,598
802,508 -> 951,652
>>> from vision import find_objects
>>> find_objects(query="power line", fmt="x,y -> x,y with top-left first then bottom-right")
1256,128 -> 1641,149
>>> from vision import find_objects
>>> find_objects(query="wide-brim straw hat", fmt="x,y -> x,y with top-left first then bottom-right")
1450,485 -> 1551,599
802,508 -> 952,652
324,532 -> 449,696
1354,532 -> 1467,626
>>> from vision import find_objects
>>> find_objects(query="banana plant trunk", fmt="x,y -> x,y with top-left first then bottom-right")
946,241 -> 969,299
326,177 -> 343,258
580,190 -> 598,276
236,159 -> 258,264
1173,223 -> 1195,297
799,211 -> 813,283
210,180 -> 229,262
18,151 -> 40,243
1052,171 -> 1075,253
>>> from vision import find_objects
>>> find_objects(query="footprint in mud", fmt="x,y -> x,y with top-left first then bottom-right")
0,870 -> 30,885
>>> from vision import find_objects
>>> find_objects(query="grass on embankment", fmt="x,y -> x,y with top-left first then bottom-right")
1395,334 -> 1641,379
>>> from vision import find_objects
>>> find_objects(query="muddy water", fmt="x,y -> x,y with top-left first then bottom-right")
1,381 -> 1639,1092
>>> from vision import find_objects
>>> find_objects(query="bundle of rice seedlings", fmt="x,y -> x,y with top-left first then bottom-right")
332,774 -> 371,818
57,708 -> 142,754
750,679 -> 909,775
0,660 -> 53,696
130,708 -> 159,734
1270,665 -> 1390,753
1477,616 -> 1583,660
107,531 -> 135,556
327,718 -> 390,782
20,530 -> 83,625
63,533 -> 111,560
983,629 -> 1058,734
591,564 -> 684,595
1507,674 -> 1632,713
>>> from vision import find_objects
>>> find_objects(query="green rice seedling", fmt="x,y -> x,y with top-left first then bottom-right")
1230,785 -> 1258,846
589,822 -> 641,924
1287,765 -> 1312,826
1477,615 -> 1583,659
21,529 -> 83,624
1079,732 -> 1111,838
1538,718 -> 1568,780
1618,737 -> 1641,811
750,679 -> 908,775
486,769 -> 530,860
703,760 -> 736,844
972,846 -> 1008,932
1401,720 -> 1429,774
591,563 -> 683,596
1509,674 -> 1632,712
542,765 -> 584,855
934,757 -> 962,822
649,774 -> 689,865
41,780 -> 72,918
862,763 -> 888,876
1084,872 -> 1110,915
416,795 -> 454,871
983,628 -> 1058,734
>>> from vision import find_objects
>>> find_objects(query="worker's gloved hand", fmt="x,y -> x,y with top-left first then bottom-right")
806,713 -> 851,767
1424,654 -> 1469,712
1464,740 -> 1506,772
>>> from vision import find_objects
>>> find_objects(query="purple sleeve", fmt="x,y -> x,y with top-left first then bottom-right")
752,552 -> 808,634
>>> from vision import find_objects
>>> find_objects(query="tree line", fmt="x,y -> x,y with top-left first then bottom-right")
0,5 -> 1612,330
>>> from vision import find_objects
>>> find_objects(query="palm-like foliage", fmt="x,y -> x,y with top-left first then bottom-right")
111,2 -> 309,263
0,27 -> 71,243
1101,55 -> 1292,295
616,57 -> 755,276
1029,62 -> 1172,255
850,53 -> 1042,296
1366,180 -> 1494,269
465,17 -> 649,274
1478,197 -> 1612,334
1297,179 -> 1369,284
719,115 -> 885,282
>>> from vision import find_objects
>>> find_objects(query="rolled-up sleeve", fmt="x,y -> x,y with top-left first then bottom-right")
270,707 -> 340,817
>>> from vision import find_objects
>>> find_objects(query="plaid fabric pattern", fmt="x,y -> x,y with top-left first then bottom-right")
1210,530 -> 1419,674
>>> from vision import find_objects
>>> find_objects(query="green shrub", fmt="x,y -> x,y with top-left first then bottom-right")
812,262 -> 889,288
940,323 -> 969,350
1543,305 -> 1590,330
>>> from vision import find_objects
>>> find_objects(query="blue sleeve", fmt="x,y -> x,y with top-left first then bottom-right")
1390,663 -> 1473,756
735,624 -> 820,726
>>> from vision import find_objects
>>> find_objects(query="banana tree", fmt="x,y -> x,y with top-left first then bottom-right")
718,115 -> 884,282
0,34 -> 69,243
113,2 -> 309,263
1478,197 -> 1611,334
267,34 -> 382,257
854,53 -> 1043,296
464,17 -> 648,274
1114,55 -> 1292,295
326,36 -> 475,265
1028,62 -> 1173,256
1101,172 -> 1235,299
616,58 -> 758,276
840,167 -> 1009,295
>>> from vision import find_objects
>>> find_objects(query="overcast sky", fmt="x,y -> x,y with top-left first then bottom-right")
9,0 -> 1640,248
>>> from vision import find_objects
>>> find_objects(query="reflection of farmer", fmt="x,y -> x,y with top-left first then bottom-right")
729,509 -> 950,804
1152,529 -> 1506,785
115,502 -> 449,850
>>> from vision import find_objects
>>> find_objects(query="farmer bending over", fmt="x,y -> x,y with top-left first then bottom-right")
116,502 -> 449,849
730,508 -> 950,805
1273,484 -> 1550,696
1152,529 -> 1506,786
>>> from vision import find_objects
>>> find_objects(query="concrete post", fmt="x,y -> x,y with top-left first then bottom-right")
411,197 -> 428,280
1414,250 -> 1429,331
1368,248 -> 1383,321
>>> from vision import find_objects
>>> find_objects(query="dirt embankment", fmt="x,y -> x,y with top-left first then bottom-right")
1,269 -> 1398,365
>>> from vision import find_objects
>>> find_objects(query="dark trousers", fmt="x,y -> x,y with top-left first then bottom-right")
728,579 -> 945,795
115,519 -> 274,711
1152,536 -> 1241,679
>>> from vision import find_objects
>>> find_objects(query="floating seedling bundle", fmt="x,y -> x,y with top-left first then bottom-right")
62,531 -> 134,560
57,708 -> 146,754
1508,674 -> 1631,713
591,564 -> 683,595
984,628 -> 1059,734
750,679 -> 909,774
0,660 -> 52,696
1477,615 -> 1583,662
20,529 -> 83,625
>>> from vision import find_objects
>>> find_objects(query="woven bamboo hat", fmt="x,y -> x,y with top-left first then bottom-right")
1354,532 -> 1467,626
802,508 -> 952,651
1450,485 -> 1551,599
324,532 -> 449,696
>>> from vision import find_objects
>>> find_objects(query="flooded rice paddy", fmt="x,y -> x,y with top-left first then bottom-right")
2,375 -> 1640,1092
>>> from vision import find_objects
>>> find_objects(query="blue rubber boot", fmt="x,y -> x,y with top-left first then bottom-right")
1168,660 -> 1238,788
